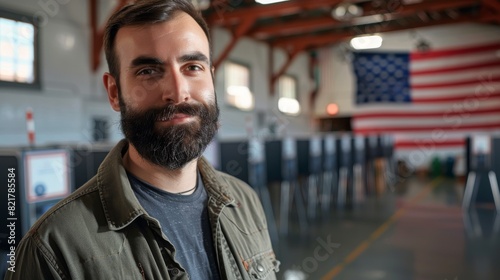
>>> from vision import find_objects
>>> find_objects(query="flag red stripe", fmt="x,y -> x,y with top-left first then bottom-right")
411,60 -> 500,75
411,42 -> 500,60
354,105 -> 500,119
356,122 -> 500,134
412,75 -> 500,89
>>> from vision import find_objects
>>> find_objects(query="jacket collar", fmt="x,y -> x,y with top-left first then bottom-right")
197,157 -> 235,206
97,139 -> 144,230
97,139 -> 235,231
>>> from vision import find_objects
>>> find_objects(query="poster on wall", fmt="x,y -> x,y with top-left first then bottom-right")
24,150 -> 71,203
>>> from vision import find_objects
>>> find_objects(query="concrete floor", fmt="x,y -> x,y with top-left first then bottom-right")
273,176 -> 500,280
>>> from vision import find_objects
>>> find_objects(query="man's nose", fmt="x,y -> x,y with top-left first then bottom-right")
162,70 -> 190,104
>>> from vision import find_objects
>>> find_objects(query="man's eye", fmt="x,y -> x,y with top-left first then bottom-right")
137,68 -> 158,76
186,65 -> 203,72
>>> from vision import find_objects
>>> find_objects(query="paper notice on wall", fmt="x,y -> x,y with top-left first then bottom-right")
25,150 -> 71,203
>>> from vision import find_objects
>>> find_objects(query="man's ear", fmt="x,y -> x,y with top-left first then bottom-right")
211,66 -> 215,78
103,73 -> 120,112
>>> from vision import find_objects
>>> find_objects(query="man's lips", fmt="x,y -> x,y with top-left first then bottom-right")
157,113 -> 193,122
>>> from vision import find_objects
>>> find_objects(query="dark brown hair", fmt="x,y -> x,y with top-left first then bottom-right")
103,0 -> 211,84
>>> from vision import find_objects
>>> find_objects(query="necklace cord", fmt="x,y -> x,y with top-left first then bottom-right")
175,184 -> 197,195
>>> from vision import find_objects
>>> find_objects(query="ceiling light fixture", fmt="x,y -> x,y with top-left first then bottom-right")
350,35 -> 383,50
255,0 -> 289,4
332,2 -> 363,21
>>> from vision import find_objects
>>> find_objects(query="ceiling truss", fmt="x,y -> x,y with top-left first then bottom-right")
90,0 -> 500,95
204,0 -> 500,92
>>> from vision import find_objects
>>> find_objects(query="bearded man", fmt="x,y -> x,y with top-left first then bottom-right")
6,1 -> 279,279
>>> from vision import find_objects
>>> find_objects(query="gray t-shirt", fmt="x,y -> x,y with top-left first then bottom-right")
128,171 -> 221,280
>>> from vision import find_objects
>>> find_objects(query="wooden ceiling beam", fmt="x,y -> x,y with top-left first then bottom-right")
270,48 -> 302,95
90,0 -> 129,72
207,0 -> 344,25
213,17 -> 256,69
90,0 -> 100,72
364,0 -> 479,16
479,9 -> 500,23
251,0 -> 478,40
251,16 -> 339,39
271,13 -> 488,50
482,0 -> 500,14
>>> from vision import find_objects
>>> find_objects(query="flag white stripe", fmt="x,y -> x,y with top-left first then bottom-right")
394,133 -> 473,141
412,83 -> 500,98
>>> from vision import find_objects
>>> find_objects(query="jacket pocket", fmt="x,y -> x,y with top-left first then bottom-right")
244,251 -> 280,280
80,251 -> 145,280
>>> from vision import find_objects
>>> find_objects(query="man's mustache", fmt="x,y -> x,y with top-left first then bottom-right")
153,103 -> 204,121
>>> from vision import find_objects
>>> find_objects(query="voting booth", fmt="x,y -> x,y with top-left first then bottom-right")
336,135 -> 352,209
364,134 -> 395,196
297,136 -> 322,220
0,150 -> 22,251
381,134 -> 396,190
265,137 -> 307,236
321,134 -> 337,214
65,144 -> 111,189
20,149 -> 73,232
219,140 -> 250,183
364,136 -> 376,196
351,135 -> 366,205
219,139 -> 278,244
0,143 -> 111,254
463,136 -> 500,212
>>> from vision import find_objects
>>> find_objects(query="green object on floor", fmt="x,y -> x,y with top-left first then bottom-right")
430,157 -> 442,178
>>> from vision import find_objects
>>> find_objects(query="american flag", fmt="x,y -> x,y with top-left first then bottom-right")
351,42 -> 500,154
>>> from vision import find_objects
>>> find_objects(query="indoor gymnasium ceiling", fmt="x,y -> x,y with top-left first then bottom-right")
89,0 -> 500,74
201,0 -> 500,68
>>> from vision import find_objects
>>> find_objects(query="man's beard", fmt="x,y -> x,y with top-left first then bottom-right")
119,96 -> 219,170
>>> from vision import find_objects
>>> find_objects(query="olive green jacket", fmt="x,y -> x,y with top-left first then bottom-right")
5,140 -> 279,280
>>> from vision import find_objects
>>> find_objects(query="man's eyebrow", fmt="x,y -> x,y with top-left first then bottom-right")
130,56 -> 164,67
178,52 -> 210,65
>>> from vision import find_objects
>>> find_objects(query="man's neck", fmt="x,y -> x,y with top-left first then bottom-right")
123,143 -> 198,195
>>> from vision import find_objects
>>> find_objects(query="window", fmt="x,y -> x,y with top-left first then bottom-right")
224,61 -> 254,111
0,10 -> 39,88
278,75 -> 300,115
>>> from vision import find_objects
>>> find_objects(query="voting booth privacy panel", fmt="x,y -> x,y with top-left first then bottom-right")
21,149 -> 73,231
0,147 -> 73,249
218,139 -> 280,244
0,144 -> 114,250
219,141 -> 250,184
0,151 -> 22,251
296,136 -> 322,176
71,147 -> 110,189
463,136 -> 500,210
0,134 -> 398,248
